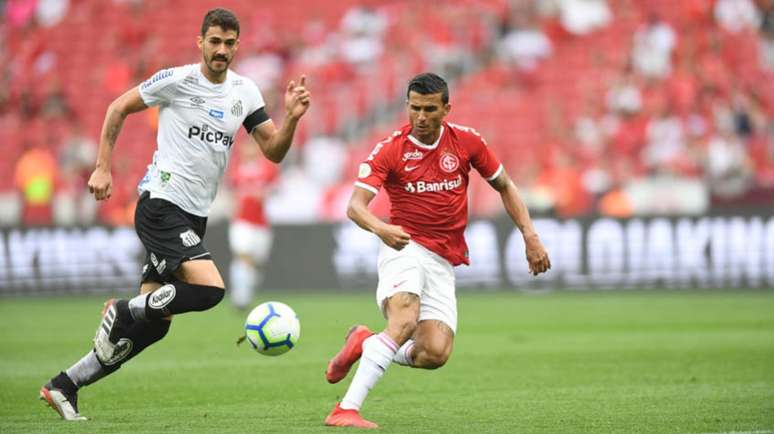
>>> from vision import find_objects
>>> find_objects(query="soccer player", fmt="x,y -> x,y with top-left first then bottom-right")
228,143 -> 279,310
324,73 -> 550,429
39,8 -> 310,420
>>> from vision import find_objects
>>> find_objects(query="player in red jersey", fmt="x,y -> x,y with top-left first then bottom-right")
228,143 -> 279,309
324,73 -> 551,428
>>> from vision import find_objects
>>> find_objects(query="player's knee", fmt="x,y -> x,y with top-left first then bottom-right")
196,285 -> 225,311
415,340 -> 452,369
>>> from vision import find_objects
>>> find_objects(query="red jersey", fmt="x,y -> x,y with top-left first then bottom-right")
231,157 -> 279,227
355,121 -> 503,266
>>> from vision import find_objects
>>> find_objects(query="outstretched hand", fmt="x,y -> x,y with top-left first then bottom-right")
525,233 -> 551,276
285,75 -> 310,120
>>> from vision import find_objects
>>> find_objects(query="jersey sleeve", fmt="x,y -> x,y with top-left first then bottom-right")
242,80 -> 270,133
354,135 -> 397,195
138,67 -> 183,107
468,131 -> 503,181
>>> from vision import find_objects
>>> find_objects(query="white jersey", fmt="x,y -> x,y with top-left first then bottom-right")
137,63 -> 268,216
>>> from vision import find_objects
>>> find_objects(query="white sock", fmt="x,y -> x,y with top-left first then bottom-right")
230,260 -> 256,309
340,333 -> 398,411
65,350 -> 107,387
393,339 -> 415,366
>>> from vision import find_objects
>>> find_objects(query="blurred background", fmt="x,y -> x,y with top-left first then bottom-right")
1,0 -> 773,295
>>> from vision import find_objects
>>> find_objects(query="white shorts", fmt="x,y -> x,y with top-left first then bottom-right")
376,241 -> 457,333
229,221 -> 273,263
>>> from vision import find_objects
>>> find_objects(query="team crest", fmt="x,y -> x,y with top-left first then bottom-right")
231,100 -> 243,117
179,229 -> 201,247
439,153 -> 459,173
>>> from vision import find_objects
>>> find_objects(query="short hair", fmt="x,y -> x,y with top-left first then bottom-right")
201,8 -> 240,37
407,72 -> 449,104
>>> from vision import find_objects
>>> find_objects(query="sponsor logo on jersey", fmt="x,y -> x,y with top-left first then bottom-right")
149,252 -> 167,274
439,153 -> 460,173
188,124 -> 235,148
209,109 -> 224,119
232,79 -> 243,86
184,76 -> 199,85
404,164 -> 420,172
402,150 -> 424,161
190,96 -> 205,106
160,171 -> 171,183
231,100 -> 243,117
179,229 -> 201,247
149,284 -> 176,309
404,175 -> 462,194
141,69 -> 174,90
358,163 -> 372,178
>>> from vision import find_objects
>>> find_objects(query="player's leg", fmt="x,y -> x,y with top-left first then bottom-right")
229,221 -> 272,309
326,292 -> 420,428
393,247 -> 457,369
41,281 -> 171,420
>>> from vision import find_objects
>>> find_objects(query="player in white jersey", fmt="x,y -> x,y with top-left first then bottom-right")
39,8 -> 310,421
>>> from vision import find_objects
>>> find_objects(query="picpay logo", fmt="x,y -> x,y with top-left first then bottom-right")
188,124 -> 234,148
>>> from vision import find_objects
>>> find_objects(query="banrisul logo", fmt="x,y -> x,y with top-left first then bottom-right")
188,124 -> 234,148
405,175 -> 463,194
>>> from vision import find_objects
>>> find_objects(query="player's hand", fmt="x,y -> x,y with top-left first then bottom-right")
87,167 -> 113,201
376,224 -> 411,251
524,233 -> 550,276
285,75 -> 310,120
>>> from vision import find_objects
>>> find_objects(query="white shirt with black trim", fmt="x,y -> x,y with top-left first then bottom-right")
137,63 -> 268,216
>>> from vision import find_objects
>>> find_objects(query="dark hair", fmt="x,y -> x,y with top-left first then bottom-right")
201,8 -> 240,37
407,72 -> 449,104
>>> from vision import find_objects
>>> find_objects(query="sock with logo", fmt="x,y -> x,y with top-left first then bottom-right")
128,280 -> 224,321
66,319 -> 171,386
340,333 -> 398,411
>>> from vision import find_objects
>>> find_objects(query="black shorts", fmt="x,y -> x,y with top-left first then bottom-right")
135,191 -> 211,284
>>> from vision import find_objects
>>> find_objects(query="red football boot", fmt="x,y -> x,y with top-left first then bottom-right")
325,325 -> 373,384
324,403 -> 378,429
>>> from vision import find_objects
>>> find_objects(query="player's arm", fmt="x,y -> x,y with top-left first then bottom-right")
250,76 -> 310,163
347,187 -> 411,250
489,169 -> 551,275
88,87 -> 149,201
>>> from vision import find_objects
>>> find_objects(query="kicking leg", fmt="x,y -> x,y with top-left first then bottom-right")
41,282 -> 170,420
404,319 -> 454,369
325,292 -> 419,429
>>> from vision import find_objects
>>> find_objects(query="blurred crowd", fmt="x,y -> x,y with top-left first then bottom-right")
1,0 -> 772,226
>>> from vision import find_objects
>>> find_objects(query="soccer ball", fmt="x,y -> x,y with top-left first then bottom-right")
244,301 -> 300,356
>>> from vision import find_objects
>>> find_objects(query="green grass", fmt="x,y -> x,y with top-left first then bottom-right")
1,291 -> 773,433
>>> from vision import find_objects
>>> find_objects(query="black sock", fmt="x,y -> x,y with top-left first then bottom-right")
98,319 -> 172,373
143,281 -> 224,320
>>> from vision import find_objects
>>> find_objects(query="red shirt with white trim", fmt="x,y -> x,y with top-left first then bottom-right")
355,121 -> 503,265
231,158 -> 279,227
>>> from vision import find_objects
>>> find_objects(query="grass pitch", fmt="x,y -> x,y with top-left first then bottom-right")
1,291 -> 773,433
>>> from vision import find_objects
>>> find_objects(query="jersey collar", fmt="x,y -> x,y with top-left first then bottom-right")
408,126 -> 444,150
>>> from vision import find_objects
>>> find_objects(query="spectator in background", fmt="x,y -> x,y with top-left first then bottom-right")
497,3 -> 553,72
35,0 -> 69,28
632,14 -> 677,80
228,143 -> 280,310
14,143 -> 58,225
642,100 -> 687,173
55,123 -> 97,226
557,0 -> 612,36
714,0 -> 761,33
